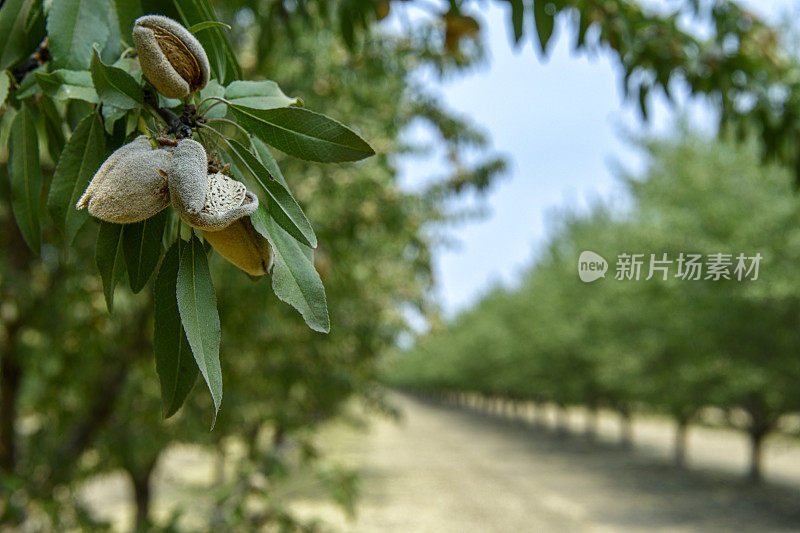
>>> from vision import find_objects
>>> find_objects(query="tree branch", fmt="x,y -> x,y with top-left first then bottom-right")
143,90 -> 204,139
11,38 -> 50,85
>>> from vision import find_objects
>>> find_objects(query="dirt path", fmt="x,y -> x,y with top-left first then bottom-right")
294,393 -> 800,533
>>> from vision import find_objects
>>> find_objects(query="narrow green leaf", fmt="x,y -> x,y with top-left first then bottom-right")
533,0 -> 555,55
0,0 -> 26,69
187,20 -> 232,33
90,47 -> 143,110
155,240 -> 198,418
249,138 -> 313,260
101,104 -> 127,135
176,234 -> 222,422
226,138 -> 317,248
250,136 -> 290,189
225,80 -> 298,110
112,0 -> 142,42
34,70 -> 99,104
158,93 -> 182,110
7,106 -> 42,252
101,0 -> 122,64
251,207 -> 330,333
173,0 -> 241,84
198,79 -> 226,119
123,210 -> 168,293
576,6 -> 590,49
95,221 -> 126,312
40,96 -> 67,163
48,113 -> 106,244
0,0 -> 39,71
229,105 -> 375,163
638,84 -> 650,121
509,0 -> 525,43
0,71 -> 10,106
111,57 -> 142,84
15,67 -> 43,99
47,0 -> 110,70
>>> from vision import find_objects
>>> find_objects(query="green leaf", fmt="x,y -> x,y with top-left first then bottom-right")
48,113 -> 106,244
47,0 -> 110,70
576,6 -> 590,49
250,136 -> 290,189
0,71 -> 10,106
197,79 -> 226,119
249,137 -> 315,256
123,210 -> 168,293
158,94 -> 182,110
101,0 -> 122,64
251,207 -> 330,333
508,0 -> 525,43
112,0 -> 142,43
226,138 -> 317,248
187,20 -> 231,33
0,0 -> 39,71
225,80 -> 298,110
90,47 -> 143,110
34,70 -> 99,103
95,221 -> 126,312
15,67 -> 43,99
39,96 -> 66,163
173,0 -> 241,85
7,106 -> 42,252
230,105 -> 375,163
111,56 -> 142,83
533,0 -> 555,55
101,104 -> 127,135
155,240 -> 198,418
177,234 -> 222,422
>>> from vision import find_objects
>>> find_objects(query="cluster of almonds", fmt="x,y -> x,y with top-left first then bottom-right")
76,15 -> 271,276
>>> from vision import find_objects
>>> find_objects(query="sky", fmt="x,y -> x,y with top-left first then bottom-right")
395,0 -> 797,316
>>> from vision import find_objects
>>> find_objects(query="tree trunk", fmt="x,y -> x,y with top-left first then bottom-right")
0,327 -> 21,472
134,476 -> 150,529
674,416 -> 688,468
0,218 -> 31,473
748,429 -> 766,483
744,399 -> 773,484
131,459 -> 157,531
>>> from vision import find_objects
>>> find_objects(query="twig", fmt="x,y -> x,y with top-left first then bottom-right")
11,38 -> 51,85
143,89 -> 194,139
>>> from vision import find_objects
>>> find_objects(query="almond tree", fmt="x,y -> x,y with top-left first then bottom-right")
0,1 -> 503,528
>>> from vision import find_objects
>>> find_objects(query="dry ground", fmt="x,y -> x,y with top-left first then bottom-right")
290,393 -> 800,533
83,392 -> 800,532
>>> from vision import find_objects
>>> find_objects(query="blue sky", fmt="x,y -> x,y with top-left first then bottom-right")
396,0 -> 796,316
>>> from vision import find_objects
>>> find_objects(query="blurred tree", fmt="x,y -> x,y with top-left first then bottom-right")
221,0 -> 800,183
0,1 -> 504,531
387,132 -> 800,482
3,0 -> 800,528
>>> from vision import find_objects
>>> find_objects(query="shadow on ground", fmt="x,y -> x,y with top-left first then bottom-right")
326,394 -> 800,533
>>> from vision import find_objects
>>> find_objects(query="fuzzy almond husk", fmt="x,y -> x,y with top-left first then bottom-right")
202,218 -> 272,276
76,136 -> 171,224
168,138 -> 207,216
180,172 -> 259,231
168,139 -> 259,231
133,15 -> 210,98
